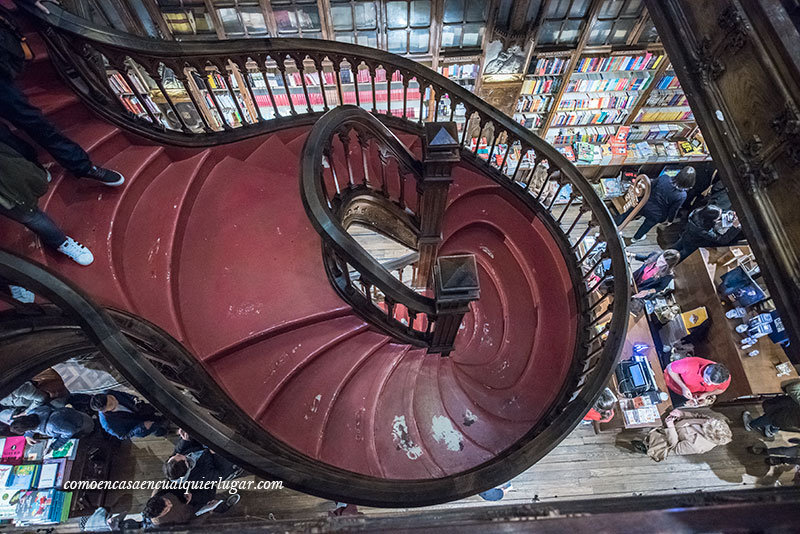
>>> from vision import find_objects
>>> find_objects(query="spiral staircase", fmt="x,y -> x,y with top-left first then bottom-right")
0,4 -> 629,506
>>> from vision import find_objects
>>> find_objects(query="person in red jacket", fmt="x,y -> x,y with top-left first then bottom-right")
583,388 -> 617,423
664,357 -> 730,403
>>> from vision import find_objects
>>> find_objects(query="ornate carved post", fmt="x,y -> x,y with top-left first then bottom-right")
416,122 -> 460,287
429,255 -> 480,356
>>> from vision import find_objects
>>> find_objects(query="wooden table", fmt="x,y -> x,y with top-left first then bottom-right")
671,247 -> 798,401
599,312 -> 670,430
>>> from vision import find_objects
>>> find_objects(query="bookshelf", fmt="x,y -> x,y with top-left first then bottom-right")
437,61 -> 479,132
513,53 -> 572,133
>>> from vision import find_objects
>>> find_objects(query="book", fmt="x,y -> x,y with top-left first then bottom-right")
41,459 -> 66,489
0,465 -> 13,487
22,441 -> 46,463
35,463 -> 58,489
43,439 -> 77,461
0,489 -> 22,520
14,489 -> 72,525
1,438 -> 25,466
5,465 -> 39,490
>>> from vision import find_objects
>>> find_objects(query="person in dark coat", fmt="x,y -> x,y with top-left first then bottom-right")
0,141 -> 94,264
90,390 -> 167,440
617,166 -> 696,241
9,404 -> 94,451
163,442 -> 240,508
671,205 -> 742,261
743,380 -> 800,439
632,249 -> 680,292
0,1 -> 125,187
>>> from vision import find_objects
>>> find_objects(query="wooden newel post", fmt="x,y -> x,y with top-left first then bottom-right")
430,255 -> 480,356
416,122 -> 461,287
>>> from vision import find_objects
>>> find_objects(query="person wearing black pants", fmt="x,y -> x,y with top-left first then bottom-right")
0,1 -> 124,186
616,166 -> 696,242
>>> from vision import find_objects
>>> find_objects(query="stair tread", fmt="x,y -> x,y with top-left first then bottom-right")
177,155 -> 346,358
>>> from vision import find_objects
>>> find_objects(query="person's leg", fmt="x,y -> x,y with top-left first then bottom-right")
743,411 -> 776,438
0,122 -> 40,165
0,79 -> 93,176
614,208 -> 633,226
633,218 -> 658,240
0,205 -> 66,249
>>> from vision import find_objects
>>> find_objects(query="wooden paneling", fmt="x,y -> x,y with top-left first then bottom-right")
646,0 -> 800,362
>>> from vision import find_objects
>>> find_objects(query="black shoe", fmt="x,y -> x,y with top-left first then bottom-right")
213,494 -> 240,514
82,166 -> 125,187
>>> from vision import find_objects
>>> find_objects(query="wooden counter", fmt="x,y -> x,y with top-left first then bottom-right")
671,247 -> 798,401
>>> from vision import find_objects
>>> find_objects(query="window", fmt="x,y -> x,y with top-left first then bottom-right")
213,2 -> 269,37
442,0 -> 488,50
537,0 -> 592,46
331,0 -> 379,48
587,0 -> 645,46
157,0 -> 216,38
271,0 -> 322,38
384,1 -> 431,54
636,15 -> 660,44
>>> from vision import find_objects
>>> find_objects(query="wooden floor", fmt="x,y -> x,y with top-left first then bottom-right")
100,404 -> 799,525
58,209 -> 799,529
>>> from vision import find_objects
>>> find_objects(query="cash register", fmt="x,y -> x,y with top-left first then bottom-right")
615,343 -> 659,399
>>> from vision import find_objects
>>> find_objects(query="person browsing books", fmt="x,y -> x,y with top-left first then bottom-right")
616,166 -> 696,242
664,357 -> 731,404
90,390 -> 168,440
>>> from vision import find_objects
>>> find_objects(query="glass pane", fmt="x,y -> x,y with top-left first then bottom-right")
354,2 -> 377,29
621,0 -> 644,18
163,11 -> 194,34
273,9 -> 298,32
461,22 -> 483,47
587,19 -> 612,45
241,7 -> 268,35
331,4 -> 354,30
443,0 -> 464,23
298,6 -> 321,30
558,19 -> 582,44
568,0 -> 590,18
637,19 -> 659,43
538,20 -> 560,44
465,1 -> 488,21
545,0 -> 569,19
193,8 -> 215,33
302,32 -> 323,39
441,24 -> 462,48
387,29 -> 407,53
598,0 -> 623,19
409,28 -> 429,52
410,0 -> 430,26
387,1 -> 409,29
217,8 -> 244,35
609,18 -> 635,44
357,30 -> 378,48
335,31 -> 355,43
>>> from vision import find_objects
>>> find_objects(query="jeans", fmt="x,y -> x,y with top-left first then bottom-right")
749,413 -> 779,435
0,77 -> 93,175
615,208 -> 657,240
0,205 -> 66,249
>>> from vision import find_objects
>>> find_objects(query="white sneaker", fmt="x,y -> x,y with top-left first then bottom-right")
57,237 -> 94,266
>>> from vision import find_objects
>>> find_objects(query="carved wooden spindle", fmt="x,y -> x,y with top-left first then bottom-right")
312,58 -> 329,111
192,61 -> 232,130
276,58 -> 297,115
338,129 -> 355,186
174,66 -> 215,133
402,74 -> 409,119
324,146 -> 341,195
234,57 -> 264,123
350,60 -> 362,108
329,60 -> 342,107
120,63 -> 163,127
378,146 -> 389,197
213,61 -> 247,127
257,57 -> 281,118
368,64 -> 378,114
292,55 -> 313,114
148,61 -> 191,133
357,129 -> 371,187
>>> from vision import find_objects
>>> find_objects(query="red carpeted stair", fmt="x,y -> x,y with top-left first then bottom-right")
0,32 -> 578,480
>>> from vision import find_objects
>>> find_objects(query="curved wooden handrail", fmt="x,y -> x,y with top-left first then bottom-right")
302,106 -> 434,316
